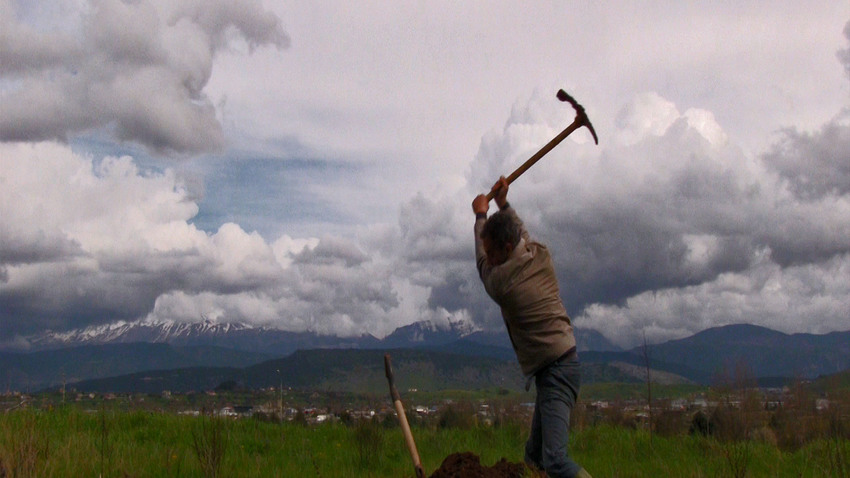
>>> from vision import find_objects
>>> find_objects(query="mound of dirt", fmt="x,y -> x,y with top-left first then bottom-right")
428,452 -> 541,478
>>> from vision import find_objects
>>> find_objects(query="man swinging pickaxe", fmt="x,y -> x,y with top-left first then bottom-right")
472,89 -> 597,478
485,89 -> 598,201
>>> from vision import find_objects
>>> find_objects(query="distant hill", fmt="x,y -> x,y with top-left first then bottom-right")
581,324 -> 850,385
67,348 -> 526,394
0,343 -> 271,392
462,327 -> 621,353
66,347 -> 669,395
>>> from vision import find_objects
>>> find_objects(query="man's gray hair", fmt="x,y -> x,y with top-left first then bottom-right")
480,211 -> 521,250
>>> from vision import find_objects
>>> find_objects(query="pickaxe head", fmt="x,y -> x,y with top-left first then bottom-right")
484,88 -> 598,201
556,89 -> 598,145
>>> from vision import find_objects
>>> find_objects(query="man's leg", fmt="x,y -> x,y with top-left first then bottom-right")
535,356 -> 584,478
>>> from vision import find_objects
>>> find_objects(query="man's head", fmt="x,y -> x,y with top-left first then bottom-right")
480,211 -> 521,266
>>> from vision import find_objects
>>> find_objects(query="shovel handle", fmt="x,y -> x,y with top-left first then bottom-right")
385,354 -> 426,478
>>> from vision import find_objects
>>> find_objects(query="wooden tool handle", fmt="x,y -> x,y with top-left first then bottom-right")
385,354 -> 426,478
485,117 -> 584,201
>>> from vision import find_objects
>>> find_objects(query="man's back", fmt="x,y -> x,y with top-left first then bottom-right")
474,206 -> 575,376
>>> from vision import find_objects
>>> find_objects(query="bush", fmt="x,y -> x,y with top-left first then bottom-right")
690,410 -> 712,437
599,406 -> 640,429
710,406 -> 748,442
653,410 -> 688,437
438,403 -> 475,429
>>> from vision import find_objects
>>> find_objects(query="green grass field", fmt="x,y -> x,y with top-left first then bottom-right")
1,407 -> 848,477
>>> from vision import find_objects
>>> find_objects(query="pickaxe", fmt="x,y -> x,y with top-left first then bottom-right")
485,89 -> 598,201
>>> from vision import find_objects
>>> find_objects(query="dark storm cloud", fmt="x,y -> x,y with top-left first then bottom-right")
0,231 -> 84,266
839,20 -> 850,80
762,117 -> 850,200
555,118 -> 848,314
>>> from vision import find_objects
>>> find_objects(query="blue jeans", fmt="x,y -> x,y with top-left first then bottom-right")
524,352 -> 583,478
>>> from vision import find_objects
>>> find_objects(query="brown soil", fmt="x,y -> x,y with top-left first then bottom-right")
428,452 -> 542,478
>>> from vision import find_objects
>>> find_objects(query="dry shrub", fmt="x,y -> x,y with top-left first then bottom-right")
569,402 -> 588,432
437,402 -> 476,429
709,405 -> 749,442
689,410 -> 712,437
749,426 -> 778,446
601,406 -> 640,429
492,404 -> 531,430
653,409 -> 688,437
770,407 -> 827,451
826,396 -> 850,441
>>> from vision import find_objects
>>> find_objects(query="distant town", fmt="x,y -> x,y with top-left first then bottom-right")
2,378 -> 839,435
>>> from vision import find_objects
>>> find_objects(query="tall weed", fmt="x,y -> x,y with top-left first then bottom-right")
0,410 -> 49,478
191,410 -> 230,478
352,419 -> 383,468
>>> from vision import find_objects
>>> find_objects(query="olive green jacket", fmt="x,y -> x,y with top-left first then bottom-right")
475,206 -> 576,376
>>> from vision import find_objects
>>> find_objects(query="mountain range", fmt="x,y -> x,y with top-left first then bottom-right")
2,320 -> 848,394
11,317 -> 620,355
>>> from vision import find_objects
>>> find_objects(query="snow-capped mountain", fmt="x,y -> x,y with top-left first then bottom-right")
17,318 -> 379,355
24,319 -> 258,350
379,317 -> 480,347
9,315 -> 621,355
11,317 -> 483,354
27,320 -> 254,350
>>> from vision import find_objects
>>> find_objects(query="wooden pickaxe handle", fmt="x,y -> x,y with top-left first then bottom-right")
384,354 -> 426,478
486,90 -> 597,201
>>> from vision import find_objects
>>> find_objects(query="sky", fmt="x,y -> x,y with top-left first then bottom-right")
1,0 -> 849,349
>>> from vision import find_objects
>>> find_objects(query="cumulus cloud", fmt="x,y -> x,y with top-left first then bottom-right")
0,142 -> 447,340
0,0 -> 288,154
0,141 -> 279,336
762,113 -> 850,200
582,252 -> 850,347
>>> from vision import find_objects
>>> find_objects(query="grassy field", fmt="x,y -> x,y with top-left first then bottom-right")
1,406 -> 848,477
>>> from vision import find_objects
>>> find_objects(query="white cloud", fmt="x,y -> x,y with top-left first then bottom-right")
580,252 -> 850,347
0,0 -> 288,154
614,92 -> 681,146
0,142 -> 448,339
1,142 -> 284,334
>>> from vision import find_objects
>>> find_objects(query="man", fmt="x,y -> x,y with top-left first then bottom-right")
472,176 -> 591,478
